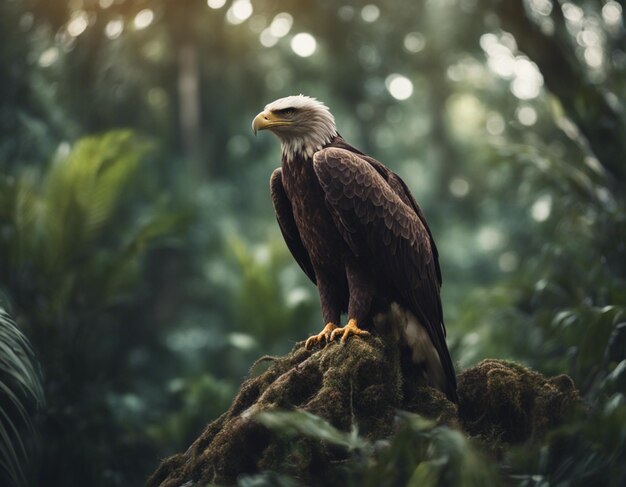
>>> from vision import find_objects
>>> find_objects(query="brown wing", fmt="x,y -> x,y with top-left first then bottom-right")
349,155 -> 443,287
270,168 -> 317,284
330,136 -> 443,285
312,148 -> 456,401
384,171 -> 443,286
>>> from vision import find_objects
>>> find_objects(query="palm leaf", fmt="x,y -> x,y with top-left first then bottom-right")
0,306 -> 44,487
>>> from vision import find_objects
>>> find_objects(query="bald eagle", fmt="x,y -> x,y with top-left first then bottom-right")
252,95 -> 457,402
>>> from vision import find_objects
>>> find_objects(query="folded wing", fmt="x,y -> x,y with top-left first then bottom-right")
312,148 -> 457,401
270,168 -> 317,284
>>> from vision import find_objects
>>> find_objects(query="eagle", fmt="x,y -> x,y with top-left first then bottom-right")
252,95 -> 457,402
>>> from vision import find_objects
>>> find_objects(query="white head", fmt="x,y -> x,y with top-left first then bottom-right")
252,95 -> 337,162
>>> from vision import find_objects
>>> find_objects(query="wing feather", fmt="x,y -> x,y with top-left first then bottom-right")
270,168 -> 317,285
312,148 -> 456,401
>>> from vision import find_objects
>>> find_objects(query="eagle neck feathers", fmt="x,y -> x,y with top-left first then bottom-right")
279,122 -> 337,163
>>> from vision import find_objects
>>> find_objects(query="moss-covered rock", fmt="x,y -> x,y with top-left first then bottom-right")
457,359 -> 581,445
146,340 -> 581,487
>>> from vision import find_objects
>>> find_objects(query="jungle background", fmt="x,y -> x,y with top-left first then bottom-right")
0,0 -> 624,485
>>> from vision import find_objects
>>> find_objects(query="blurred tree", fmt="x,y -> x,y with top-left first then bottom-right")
493,0 -> 626,183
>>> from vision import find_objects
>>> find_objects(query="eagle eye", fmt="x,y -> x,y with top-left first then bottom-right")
274,107 -> 296,116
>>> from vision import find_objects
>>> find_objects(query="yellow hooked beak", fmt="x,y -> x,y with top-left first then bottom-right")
252,110 -> 293,135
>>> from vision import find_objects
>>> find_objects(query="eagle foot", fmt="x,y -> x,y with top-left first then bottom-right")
330,318 -> 370,344
305,322 -> 338,350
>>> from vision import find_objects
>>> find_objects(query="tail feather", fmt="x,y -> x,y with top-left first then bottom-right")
375,303 -> 458,402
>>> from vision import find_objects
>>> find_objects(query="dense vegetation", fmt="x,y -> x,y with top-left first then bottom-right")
0,0 -> 624,485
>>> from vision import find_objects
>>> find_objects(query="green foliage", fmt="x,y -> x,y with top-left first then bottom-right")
237,471 -> 303,487
507,398 -> 626,486
256,395 -> 622,486
0,131 -> 186,485
549,305 -> 624,388
148,373 -> 235,449
0,306 -> 44,487
1,0 -> 625,485
228,237 -> 319,349
0,130 -> 183,323
257,410 -> 499,487
257,410 -> 366,452
364,412 -> 499,487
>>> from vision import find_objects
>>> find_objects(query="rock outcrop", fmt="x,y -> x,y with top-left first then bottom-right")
146,334 -> 580,487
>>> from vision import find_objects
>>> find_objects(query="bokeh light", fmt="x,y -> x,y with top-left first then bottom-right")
67,11 -> 89,37
226,0 -> 253,25
385,74 -> 413,100
562,2 -> 584,23
404,32 -> 426,53
511,58 -> 543,99
260,29 -> 278,47
361,5 -> 380,23
481,33 -> 516,78
477,227 -> 503,250
531,195 -> 552,221
516,105 -> 537,126
38,47 -> 58,68
602,1 -> 622,25
207,0 -> 227,9
449,177 -> 470,198
291,33 -> 317,57
528,0 -> 553,17
270,13 -> 293,38
105,19 -> 124,40
133,9 -> 154,30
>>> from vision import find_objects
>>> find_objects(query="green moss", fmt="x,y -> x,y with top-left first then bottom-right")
457,359 -> 581,445
146,348 -> 581,487
405,387 -> 459,427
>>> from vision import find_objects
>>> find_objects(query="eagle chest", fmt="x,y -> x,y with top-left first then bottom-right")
282,159 -> 344,270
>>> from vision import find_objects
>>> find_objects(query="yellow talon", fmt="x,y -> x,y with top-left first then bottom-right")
330,318 -> 370,344
305,322 -> 337,350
